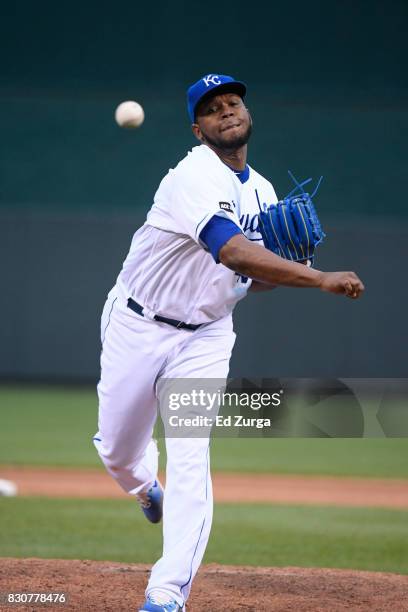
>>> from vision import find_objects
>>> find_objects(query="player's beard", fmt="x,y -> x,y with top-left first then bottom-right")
201,120 -> 252,152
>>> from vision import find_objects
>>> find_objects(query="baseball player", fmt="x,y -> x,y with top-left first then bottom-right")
93,73 -> 364,612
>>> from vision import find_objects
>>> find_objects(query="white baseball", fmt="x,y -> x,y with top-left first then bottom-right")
115,101 -> 145,129
0,478 -> 17,497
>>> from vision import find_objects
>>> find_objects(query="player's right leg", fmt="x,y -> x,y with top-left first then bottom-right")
93,289 -> 180,498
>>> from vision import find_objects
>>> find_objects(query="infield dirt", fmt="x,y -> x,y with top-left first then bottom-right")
1,466 -> 408,508
1,558 -> 408,611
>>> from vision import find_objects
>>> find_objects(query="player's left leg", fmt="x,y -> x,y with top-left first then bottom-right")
145,315 -> 236,607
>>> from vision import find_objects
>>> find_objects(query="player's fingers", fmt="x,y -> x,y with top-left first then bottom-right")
345,279 -> 364,299
344,281 -> 354,296
348,272 -> 365,291
352,278 -> 365,295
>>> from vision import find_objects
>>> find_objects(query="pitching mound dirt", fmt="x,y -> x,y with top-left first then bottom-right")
0,559 -> 407,611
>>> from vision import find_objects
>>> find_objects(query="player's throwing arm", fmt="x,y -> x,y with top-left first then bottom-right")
219,235 -> 364,299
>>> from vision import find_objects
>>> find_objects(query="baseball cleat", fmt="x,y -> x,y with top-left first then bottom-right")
136,479 -> 163,524
139,593 -> 184,611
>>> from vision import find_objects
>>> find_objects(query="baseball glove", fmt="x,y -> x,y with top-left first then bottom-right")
256,173 -> 326,264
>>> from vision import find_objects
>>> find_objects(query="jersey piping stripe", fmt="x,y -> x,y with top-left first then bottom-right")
180,443 -> 210,598
101,297 -> 117,347
195,212 -> 213,238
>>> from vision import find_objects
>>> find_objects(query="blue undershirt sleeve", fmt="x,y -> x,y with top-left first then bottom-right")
199,215 -> 243,263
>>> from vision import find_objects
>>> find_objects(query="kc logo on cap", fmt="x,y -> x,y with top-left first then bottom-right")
187,73 -> 247,123
202,74 -> 222,87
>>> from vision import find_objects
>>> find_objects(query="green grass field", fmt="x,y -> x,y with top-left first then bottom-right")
0,497 -> 407,574
1,385 -> 408,575
1,385 -> 408,477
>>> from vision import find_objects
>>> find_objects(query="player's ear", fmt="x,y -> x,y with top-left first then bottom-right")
191,123 -> 205,142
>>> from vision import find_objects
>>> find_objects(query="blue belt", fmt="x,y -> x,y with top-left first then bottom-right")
127,298 -> 202,331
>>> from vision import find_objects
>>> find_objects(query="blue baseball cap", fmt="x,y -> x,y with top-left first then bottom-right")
187,73 -> 247,123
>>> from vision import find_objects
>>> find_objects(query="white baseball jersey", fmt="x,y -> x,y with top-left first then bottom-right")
116,144 -> 278,324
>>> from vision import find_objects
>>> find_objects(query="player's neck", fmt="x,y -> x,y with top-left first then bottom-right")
208,144 -> 247,171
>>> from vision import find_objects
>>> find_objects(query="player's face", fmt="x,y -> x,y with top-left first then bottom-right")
192,93 -> 252,150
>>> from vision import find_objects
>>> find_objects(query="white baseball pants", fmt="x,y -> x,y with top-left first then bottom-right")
93,288 -> 236,606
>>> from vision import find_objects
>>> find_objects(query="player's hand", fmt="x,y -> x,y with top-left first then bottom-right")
318,271 -> 365,299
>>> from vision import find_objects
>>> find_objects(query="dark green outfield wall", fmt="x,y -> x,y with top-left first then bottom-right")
1,0 -> 407,379
1,0 -> 407,216
0,211 -> 406,379
1,94 -> 407,216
